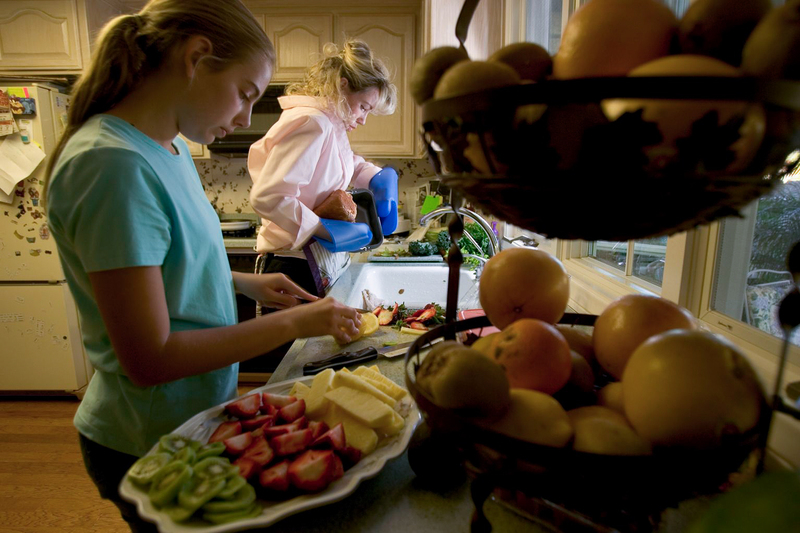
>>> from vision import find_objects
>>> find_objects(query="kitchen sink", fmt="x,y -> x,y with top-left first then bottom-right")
328,262 -> 480,311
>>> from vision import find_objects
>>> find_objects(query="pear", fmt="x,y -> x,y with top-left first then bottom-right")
742,0 -> 800,79
678,0 -> 772,66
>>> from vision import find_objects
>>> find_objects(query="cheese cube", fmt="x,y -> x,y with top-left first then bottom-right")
324,386 -> 395,428
289,381 -> 311,400
353,366 -> 407,401
332,371 -> 396,408
376,409 -> 405,437
306,368 -> 335,418
322,404 -> 378,455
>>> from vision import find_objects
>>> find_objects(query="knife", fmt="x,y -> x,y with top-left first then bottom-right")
302,341 -> 417,375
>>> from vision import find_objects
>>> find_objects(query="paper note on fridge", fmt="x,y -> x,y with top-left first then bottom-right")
0,133 -> 45,195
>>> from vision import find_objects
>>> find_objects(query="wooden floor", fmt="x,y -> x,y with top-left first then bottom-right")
0,386 -> 260,533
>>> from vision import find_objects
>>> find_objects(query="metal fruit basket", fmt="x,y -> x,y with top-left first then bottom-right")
403,314 -> 772,533
419,1 -> 800,241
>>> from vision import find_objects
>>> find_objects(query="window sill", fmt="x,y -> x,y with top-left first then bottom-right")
563,256 -> 659,315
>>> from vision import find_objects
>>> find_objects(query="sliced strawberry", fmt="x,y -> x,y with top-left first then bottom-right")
259,460 -> 291,492
262,417 -> 307,438
261,403 -> 279,416
308,420 -> 329,441
223,431 -> 253,455
288,449 -> 338,492
416,307 -> 436,322
337,445 -> 362,469
271,428 -> 313,457
404,308 -> 425,322
278,399 -> 306,423
330,453 -> 344,481
224,393 -> 261,419
408,321 -> 428,331
208,420 -> 242,443
372,305 -> 383,316
262,392 -> 297,409
377,308 -> 394,325
311,423 -> 346,451
241,413 -> 276,432
232,456 -> 260,480
242,435 -> 274,466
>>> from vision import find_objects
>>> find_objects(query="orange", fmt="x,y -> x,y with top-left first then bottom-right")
602,54 -> 766,174
553,0 -> 677,79
622,329 -> 764,449
592,294 -> 697,379
479,248 -> 570,330
493,318 -> 572,395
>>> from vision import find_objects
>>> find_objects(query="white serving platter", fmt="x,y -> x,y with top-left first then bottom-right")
119,376 -> 420,533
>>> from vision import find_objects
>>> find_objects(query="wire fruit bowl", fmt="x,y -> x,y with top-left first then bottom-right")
404,314 -> 772,532
421,77 -> 800,241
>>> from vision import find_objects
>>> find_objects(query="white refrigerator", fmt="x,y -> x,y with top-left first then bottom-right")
0,83 -> 92,395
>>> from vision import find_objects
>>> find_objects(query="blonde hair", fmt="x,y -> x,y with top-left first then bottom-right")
286,39 -> 397,122
44,0 -> 274,204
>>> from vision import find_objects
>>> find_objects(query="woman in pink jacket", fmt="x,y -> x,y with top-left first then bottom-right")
248,39 -> 398,301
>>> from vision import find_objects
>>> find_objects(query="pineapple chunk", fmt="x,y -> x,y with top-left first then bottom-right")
306,368 -> 335,418
322,404 -> 378,455
289,380 -> 311,400
332,371 -> 396,408
353,366 -> 407,401
376,409 -> 405,437
324,386 -> 395,428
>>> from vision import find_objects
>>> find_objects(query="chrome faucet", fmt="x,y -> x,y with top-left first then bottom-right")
419,206 -> 500,258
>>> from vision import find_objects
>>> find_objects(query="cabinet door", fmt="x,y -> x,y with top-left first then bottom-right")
264,14 -> 333,83
335,14 -> 416,157
0,284 -> 89,392
0,0 -> 83,70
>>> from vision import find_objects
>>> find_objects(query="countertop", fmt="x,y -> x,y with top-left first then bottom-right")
264,327 -> 546,533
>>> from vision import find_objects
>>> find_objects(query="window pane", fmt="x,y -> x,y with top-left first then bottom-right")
525,0 -> 564,54
590,240 -> 626,272
711,178 -> 800,347
633,237 -> 667,286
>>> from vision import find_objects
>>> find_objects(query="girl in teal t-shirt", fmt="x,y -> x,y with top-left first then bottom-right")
44,1 -> 363,529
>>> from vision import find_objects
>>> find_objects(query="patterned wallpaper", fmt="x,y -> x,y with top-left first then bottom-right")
196,156 -> 437,216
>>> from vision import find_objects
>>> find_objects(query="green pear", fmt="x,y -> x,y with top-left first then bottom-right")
742,0 -> 800,78
678,0 -> 772,66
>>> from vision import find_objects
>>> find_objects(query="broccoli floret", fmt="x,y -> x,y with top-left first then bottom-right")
435,231 -> 452,254
409,240 -> 438,256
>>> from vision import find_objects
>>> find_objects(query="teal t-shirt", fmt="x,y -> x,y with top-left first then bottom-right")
47,114 -> 238,457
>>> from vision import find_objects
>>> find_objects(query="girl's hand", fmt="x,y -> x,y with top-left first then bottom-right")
233,272 -> 318,310
287,297 -> 362,344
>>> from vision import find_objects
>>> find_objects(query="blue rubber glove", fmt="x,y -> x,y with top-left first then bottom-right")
369,167 -> 399,236
317,218 -> 373,252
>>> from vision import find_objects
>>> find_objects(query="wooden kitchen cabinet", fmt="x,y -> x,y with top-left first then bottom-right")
0,0 -> 84,71
336,14 -> 416,157
262,14 -> 333,83
0,0 -> 125,74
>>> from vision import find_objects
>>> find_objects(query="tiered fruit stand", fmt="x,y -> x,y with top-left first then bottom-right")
403,0 -> 800,531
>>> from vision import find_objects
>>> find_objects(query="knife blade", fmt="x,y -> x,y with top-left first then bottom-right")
302,340 -> 417,375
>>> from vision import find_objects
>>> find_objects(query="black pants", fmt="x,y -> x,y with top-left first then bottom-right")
78,433 -> 159,532
242,254 -> 321,373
